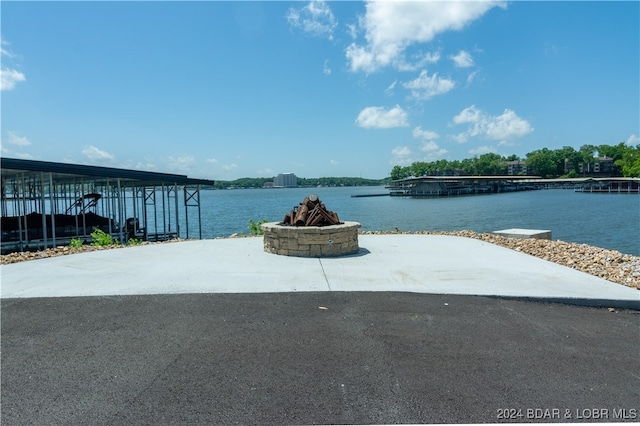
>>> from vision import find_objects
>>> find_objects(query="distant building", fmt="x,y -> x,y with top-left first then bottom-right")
597,156 -> 614,175
274,173 -> 297,188
507,160 -> 530,176
578,156 -> 614,177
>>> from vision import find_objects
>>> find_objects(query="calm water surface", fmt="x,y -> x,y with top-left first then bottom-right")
192,187 -> 639,255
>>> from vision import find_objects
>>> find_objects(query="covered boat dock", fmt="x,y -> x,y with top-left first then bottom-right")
386,175 -> 542,196
0,158 -> 215,254
387,175 -> 640,196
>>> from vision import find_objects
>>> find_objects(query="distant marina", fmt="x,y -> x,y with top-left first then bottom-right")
386,176 -> 639,197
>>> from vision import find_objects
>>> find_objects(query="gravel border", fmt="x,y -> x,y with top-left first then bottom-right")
2,231 -> 639,290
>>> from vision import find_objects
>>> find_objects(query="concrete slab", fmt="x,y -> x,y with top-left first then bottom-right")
2,235 -> 638,308
326,235 -> 637,300
1,238 -> 329,298
494,228 -> 552,239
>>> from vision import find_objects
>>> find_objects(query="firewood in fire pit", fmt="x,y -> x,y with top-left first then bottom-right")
281,194 -> 341,226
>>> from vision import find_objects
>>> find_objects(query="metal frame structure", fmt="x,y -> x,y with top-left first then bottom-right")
1,158 -> 214,253
387,175 -> 640,196
386,175 -> 543,196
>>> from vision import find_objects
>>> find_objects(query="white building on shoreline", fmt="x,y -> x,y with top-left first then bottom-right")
274,173 -> 297,188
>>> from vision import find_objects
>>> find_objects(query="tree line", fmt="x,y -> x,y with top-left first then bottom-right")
212,176 -> 388,189
390,142 -> 640,180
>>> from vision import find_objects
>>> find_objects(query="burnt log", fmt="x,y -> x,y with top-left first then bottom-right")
294,204 -> 310,225
280,194 -> 341,227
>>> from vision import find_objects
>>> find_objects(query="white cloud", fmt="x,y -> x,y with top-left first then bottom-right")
419,141 -> 448,160
1,68 -> 26,91
466,70 -> 479,85
395,49 -> 443,72
355,105 -> 409,129
345,43 -> 376,73
626,134 -> 639,146
415,126 -> 448,160
13,152 -> 34,160
451,132 -> 470,144
468,146 -> 497,156
1,38 -> 26,91
422,50 -> 442,65
206,158 -> 219,164
453,105 -> 483,125
485,109 -> 534,140
385,80 -> 397,96
1,40 -> 13,58
420,141 -> 438,151
287,0 -> 338,40
167,155 -> 195,173
6,131 -> 31,146
82,145 -> 114,162
323,60 -> 331,75
391,145 -> 413,166
413,126 -> 439,141
1,146 -> 33,159
330,159 -> 338,166
346,1 -> 505,73
346,23 -> 358,40
134,162 -> 157,171
451,105 -> 533,142
403,70 -> 455,100
257,168 -> 274,176
450,50 -> 474,68
222,163 -> 238,171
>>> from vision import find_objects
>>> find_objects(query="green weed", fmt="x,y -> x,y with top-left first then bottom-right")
90,228 -> 114,246
247,218 -> 268,236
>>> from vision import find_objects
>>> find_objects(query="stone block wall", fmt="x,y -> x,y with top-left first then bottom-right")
261,221 -> 361,257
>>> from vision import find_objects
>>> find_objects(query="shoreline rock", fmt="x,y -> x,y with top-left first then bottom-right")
1,232 -> 638,290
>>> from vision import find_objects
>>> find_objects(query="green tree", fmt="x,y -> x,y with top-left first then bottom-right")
525,148 -> 556,178
556,146 -> 581,176
475,153 -> 505,175
388,142 -> 638,179
579,144 -> 597,165
460,158 -> 477,175
390,165 -> 411,180
598,142 -> 628,175
409,161 -> 429,177
617,144 -> 640,177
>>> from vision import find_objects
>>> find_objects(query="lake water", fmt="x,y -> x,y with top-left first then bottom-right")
193,187 -> 639,256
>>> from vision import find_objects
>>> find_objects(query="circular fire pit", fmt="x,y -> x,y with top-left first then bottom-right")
261,221 -> 361,257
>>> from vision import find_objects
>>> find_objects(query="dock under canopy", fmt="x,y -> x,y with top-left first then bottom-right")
1,158 -> 214,253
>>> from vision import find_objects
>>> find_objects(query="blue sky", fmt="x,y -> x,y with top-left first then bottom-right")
2,1 -> 638,180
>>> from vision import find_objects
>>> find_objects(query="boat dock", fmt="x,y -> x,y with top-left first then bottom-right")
0,158 -> 215,254
386,176 -> 640,197
350,193 -> 390,198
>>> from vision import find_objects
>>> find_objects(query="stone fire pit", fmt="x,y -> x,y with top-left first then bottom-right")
261,194 -> 360,257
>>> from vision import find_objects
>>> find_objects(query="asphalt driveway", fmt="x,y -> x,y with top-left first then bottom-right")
2,292 -> 638,425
